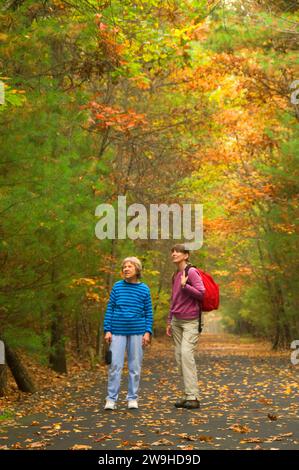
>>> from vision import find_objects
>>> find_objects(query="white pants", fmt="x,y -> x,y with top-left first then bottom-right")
106,334 -> 143,402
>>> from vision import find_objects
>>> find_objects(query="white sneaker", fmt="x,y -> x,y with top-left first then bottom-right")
104,399 -> 116,410
128,399 -> 138,409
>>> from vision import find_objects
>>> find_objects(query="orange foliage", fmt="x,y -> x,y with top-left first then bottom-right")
85,102 -> 148,133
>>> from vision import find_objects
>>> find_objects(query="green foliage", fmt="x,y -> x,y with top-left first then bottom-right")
0,409 -> 15,421
2,326 -> 49,364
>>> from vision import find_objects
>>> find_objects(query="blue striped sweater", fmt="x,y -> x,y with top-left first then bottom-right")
103,280 -> 153,335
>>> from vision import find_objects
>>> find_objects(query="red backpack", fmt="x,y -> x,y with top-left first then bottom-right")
185,264 -> 220,312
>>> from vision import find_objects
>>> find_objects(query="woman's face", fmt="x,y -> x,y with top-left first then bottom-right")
171,250 -> 189,264
122,262 -> 138,280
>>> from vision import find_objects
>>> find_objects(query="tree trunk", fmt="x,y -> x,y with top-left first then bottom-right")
253,232 -> 289,350
48,264 -> 67,374
4,342 -> 36,393
100,319 -> 109,365
40,308 -> 48,352
49,305 -> 67,374
0,364 -> 7,397
75,315 -> 82,358
153,259 -> 168,314
97,317 -> 105,363
271,281 -> 290,350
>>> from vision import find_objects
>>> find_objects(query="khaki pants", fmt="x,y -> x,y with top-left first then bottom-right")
171,316 -> 200,400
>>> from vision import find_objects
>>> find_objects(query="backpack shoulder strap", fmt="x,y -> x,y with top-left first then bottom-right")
185,263 -> 196,277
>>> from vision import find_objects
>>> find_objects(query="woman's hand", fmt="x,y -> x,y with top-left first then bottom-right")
104,332 -> 112,344
142,332 -> 151,347
181,270 -> 188,287
166,324 -> 172,337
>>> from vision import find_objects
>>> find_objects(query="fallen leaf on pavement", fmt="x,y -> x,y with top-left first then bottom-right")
267,414 -> 277,421
229,424 -> 252,433
69,444 -> 92,450
152,439 -> 174,446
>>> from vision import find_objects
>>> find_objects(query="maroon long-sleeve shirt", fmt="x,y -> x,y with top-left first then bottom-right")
167,267 -> 205,323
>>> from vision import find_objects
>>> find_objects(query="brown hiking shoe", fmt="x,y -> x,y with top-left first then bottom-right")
183,399 -> 200,409
174,398 -> 187,408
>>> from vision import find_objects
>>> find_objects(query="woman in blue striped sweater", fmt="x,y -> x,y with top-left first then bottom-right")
103,257 -> 153,410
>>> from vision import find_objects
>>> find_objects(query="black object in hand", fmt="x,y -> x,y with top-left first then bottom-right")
105,350 -> 112,365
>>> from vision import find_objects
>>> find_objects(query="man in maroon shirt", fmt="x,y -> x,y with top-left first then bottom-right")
166,244 -> 205,409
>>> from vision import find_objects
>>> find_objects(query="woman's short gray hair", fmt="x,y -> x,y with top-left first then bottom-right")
121,257 -> 143,278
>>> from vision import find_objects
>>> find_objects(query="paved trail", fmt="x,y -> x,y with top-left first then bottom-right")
1,335 -> 298,450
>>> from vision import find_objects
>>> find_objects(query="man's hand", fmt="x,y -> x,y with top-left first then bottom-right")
104,332 -> 112,344
181,270 -> 188,287
142,332 -> 151,347
166,324 -> 172,337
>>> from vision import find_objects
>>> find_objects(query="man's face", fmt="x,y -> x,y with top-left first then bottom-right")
171,250 -> 188,264
122,262 -> 137,279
